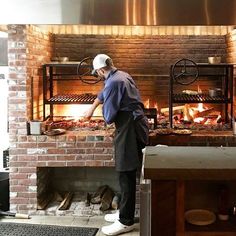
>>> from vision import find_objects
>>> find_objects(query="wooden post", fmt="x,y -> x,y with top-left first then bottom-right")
176,180 -> 185,236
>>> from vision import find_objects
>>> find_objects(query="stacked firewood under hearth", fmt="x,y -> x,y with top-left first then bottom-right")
37,185 -> 120,212
88,185 -> 120,211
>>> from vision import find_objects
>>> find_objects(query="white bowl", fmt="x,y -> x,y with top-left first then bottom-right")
208,57 -> 221,64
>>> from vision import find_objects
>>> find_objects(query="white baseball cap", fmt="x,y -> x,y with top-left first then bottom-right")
92,54 -> 111,74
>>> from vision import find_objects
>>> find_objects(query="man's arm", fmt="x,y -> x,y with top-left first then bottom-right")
84,98 -> 102,120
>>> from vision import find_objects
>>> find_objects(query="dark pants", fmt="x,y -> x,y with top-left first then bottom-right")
118,169 -> 137,226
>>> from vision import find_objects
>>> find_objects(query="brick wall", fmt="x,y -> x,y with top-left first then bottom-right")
226,29 -> 236,117
8,25 -> 54,213
54,34 -> 227,109
10,131 -> 114,214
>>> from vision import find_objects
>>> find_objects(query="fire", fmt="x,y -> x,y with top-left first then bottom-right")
144,99 -> 159,111
154,102 -> 158,111
56,104 -> 103,119
144,99 -> 150,109
64,105 -> 91,118
180,102 -> 222,126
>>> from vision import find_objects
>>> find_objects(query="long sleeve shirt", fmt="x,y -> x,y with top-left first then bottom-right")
97,69 -> 144,124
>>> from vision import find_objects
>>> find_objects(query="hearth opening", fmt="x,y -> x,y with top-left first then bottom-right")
37,167 -> 120,215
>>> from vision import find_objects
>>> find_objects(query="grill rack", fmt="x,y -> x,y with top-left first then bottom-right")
47,94 -> 97,104
173,94 -> 228,103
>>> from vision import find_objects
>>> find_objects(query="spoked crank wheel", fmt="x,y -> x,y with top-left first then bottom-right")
172,58 -> 199,85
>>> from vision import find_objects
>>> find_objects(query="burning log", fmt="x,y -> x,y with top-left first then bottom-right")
194,107 -> 214,118
183,104 -> 193,122
161,105 -> 185,115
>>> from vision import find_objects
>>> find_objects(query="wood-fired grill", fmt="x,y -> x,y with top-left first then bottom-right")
169,59 -> 234,128
42,59 -> 100,120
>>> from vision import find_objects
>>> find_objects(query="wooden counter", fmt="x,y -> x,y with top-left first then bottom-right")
143,146 -> 236,236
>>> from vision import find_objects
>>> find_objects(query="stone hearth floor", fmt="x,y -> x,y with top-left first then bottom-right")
0,215 -> 140,236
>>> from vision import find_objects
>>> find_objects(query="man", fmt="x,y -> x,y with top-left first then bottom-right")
84,54 -> 149,236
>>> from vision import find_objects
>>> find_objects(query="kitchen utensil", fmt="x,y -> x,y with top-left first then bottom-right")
0,210 -> 30,219
185,209 -> 216,226
229,206 -> 236,216
51,57 -> 69,62
208,56 -> 221,64
209,89 -> 216,97
29,120 -> 43,135
215,88 -> 222,96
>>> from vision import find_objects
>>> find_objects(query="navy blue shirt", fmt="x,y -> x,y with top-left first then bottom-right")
97,69 -> 144,124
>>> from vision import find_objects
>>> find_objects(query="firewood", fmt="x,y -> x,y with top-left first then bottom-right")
111,194 -> 120,210
183,104 -> 193,122
194,107 -> 214,118
85,193 -> 91,207
58,192 -> 74,210
54,191 -> 64,202
100,187 -> 115,211
161,105 -> 185,115
37,192 -> 54,210
91,185 -> 108,204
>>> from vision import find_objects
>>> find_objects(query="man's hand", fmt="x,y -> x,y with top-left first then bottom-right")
83,98 -> 102,120
83,107 -> 94,120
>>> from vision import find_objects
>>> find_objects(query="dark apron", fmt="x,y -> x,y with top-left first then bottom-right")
114,111 -> 140,172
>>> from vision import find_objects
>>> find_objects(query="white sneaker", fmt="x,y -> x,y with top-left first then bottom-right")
104,211 -> 119,222
101,220 -> 135,236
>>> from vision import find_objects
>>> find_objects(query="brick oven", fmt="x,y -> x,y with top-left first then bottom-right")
6,24 -> 236,215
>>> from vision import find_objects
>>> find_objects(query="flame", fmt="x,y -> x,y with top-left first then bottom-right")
154,102 -> 158,111
194,117 -> 205,123
173,97 -> 221,126
59,104 -> 102,118
197,85 -> 202,94
144,99 -> 150,108
197,103 -> 204,112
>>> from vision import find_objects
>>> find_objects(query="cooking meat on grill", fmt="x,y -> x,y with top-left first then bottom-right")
47,118 -> 106,130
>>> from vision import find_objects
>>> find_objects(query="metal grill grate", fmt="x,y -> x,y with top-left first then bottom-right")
173,94 -> 226,103
48,93 -> 97,103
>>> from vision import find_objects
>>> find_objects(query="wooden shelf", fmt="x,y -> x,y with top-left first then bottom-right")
143,146 -> 236,236
185,217 -> 236,235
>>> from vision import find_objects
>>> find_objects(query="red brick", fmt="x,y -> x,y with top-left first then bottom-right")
47,162 -> 66,167
38,143 -> 57,148
66,161 -> 86,166
17,143 -> 37,148
47,149 -> 66,154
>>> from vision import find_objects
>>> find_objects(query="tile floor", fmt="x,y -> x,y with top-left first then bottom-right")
0,214 -> 140,236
